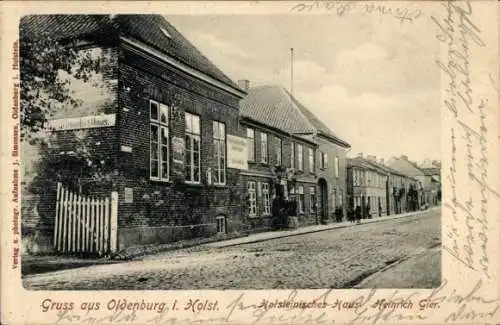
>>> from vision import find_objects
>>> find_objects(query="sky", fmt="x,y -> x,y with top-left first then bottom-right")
166,14 -> 441,164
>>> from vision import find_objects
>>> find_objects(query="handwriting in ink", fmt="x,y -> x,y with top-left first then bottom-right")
290,1 -> 421,24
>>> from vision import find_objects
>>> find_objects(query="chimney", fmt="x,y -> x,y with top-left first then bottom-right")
238,79 -> 250,92
401,155 -> 408,160
380,158 -> 385,165
367,155 -> 377,162
357,152 -> 363,158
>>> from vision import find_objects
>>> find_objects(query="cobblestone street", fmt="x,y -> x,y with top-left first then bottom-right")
23,209 -> 441,290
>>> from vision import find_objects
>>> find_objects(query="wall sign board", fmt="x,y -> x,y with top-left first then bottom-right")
46,114 -> 116,131
227,134 -> 248,170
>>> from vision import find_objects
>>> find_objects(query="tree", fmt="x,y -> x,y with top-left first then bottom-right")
20,27 -> 119,233
19,28 -> 116,141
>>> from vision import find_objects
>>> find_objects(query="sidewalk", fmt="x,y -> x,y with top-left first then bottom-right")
204,207 -> 440,248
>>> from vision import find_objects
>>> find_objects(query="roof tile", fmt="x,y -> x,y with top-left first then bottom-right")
20,14 -> 241,92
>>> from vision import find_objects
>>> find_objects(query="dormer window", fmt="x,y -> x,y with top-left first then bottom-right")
160,27 -> 172,39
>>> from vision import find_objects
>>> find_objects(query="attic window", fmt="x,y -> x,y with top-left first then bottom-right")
160,27 -> 172,39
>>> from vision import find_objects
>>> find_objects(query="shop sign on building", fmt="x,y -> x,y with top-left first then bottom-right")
46,114 -> 116,131
227,134 -> 248,170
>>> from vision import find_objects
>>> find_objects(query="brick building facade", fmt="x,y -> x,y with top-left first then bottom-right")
20,15 -> 247,252
240,84 -> 351,228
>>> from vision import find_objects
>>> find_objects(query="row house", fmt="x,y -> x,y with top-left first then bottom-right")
239,84 -> 321,230
388,155 -> 440,207
346,157 -> 388,217
347,154 -> 423,218
21,15 -> 247,252
290,95 -> 351,221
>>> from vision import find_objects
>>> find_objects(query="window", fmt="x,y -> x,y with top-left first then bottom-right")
334,156 -> 339,178
297,144 -> 303,170
248,181 -> 257,216
185,112 -> 201,183
297,185 -> 304,213
260,132 -> 268,163
333,188 -> 337,208
262,183 -> 271,214
291,142 -> 295,168
320,151 -> 328,169
308,148 -> 314,172
160,27 -> 172,39
216,215 -> 226,234
150,100 -> 169,181
213,121 -> 226,185
309,187 -> 316,214
275,137 -> 282,166
247,128 -> 255,161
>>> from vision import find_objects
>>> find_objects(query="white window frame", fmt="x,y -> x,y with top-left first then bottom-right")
308,148 -> 314,172
332,188 -> 337,209
185,112 -> 201,184
216,215 -> 226,234
309,186 -> 316,214
334,156 -> 339,178
213,120 -> 226,185
297,144 -> 303,170
260,132 -> 268,163
319,151 -> 327,169
150,100 -> 169,182
248,181 -> 257,216
297,185 -> 304,213
262,183 -> 271,215
291,142 -> 295,168
247,128 -> 255,161
275,137 -> 282,166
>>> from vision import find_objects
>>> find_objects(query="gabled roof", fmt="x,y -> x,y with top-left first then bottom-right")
348,156 -> 419,181
347,157 -> 378,172
20,15 -> 113,40
421,167 -> 440,176
116,15 -> 241,91
360,157 -> 409,178
387,156 -> 426,177
284,88 -> 350,148
240,85 -> 315,135
20,15 -> 243,94
240,84 -> 350,148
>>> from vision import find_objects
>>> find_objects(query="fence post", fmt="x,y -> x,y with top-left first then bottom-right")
54,182 -> 62,249
110,191 -> 118,253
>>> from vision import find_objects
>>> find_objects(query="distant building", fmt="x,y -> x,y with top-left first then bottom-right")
387,155 -> 440,207
346,156 -> 388,218
347,154 -> 423,218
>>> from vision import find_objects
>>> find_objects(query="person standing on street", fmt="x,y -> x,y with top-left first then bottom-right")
355,205 -> 362,224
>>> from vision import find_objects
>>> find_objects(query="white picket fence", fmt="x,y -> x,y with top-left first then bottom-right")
54,182 -> 118,255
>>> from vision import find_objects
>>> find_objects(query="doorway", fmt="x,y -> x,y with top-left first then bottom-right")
318,178 -> 328,223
